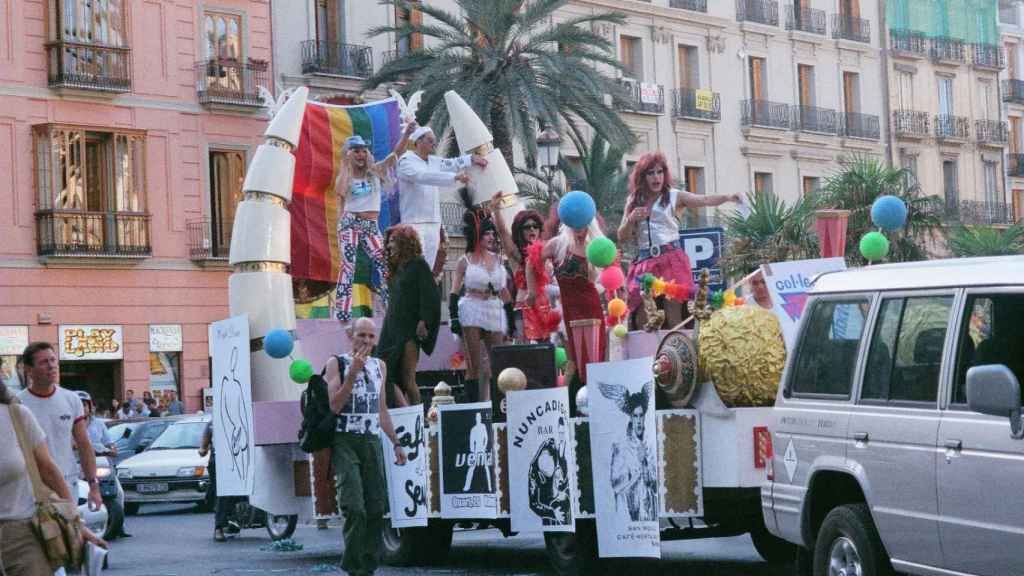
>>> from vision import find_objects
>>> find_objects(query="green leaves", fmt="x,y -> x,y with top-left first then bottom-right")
719,189 -> 819,278
948,222 -> 1024,257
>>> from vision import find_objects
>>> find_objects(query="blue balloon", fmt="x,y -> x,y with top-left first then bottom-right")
871,195 -> 908,231
264,329 -> 294,359
558,191 -> 597,230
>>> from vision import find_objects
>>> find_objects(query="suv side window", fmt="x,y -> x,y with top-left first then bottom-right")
790,298 -> 870,397
952,294 -> 1024,405
862,296 -> 952,403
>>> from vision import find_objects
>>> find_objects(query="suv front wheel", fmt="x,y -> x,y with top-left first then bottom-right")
813,503 -> 892,576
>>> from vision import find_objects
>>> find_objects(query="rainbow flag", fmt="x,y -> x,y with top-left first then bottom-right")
291,98 -> 402,284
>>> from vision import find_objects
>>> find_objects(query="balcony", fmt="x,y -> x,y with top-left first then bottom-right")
669,0 -> 708,12
186,218 -> 231,262
890,29 -> 927,58
301,40 -> 373,78
46,41 -> 131,93
935,114 -> 970,141
673,88 -> 721,121
617,80 -> 665,115
36,210 -> 151,258
793,105 -> 840,134
893,110 -> 930,138
194,59 -> 270,108
1008,153 -> 1024,177
786,6 -> 826,34
930,37 -> 966,64
947,200 -> 1015,225
976,119 -> 1009,146
1004,79 -> 1024,104
741,99 -> 792,129
737,0 -> 780,26
832,15 -> 871,43
972,43 -> 1006,70
842,112 -> 881,139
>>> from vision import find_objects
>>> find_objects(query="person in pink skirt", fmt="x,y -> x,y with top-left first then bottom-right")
617,152 -> 740,329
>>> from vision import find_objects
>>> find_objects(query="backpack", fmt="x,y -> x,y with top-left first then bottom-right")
298,355 -> 344,453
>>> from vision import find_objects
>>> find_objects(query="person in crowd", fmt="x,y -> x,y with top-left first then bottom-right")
78,391 -> 131,539
199,422 -> 246,542
397,125 -> 487,277
451,207 -> 511,402
144,398 -> 160,418
114,397 -> 133,419
617,152 -> 740,329
1,366 -> 107,576
746,270 -> 774,310
327,317 -> 406,576
165,391 -> 184,415
333,124 -> 416,324
377,224 -> 440,407
124,389 -> 140,412
16,342 -> 102,512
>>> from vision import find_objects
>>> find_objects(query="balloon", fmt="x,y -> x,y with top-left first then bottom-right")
724,289 -> 736,306
557,191 -> 597,230
735,297 -> 746,306
608,298 -> 627,318
586,237 -> 617,268
289,359 -> 314,384
555,347 -> 568,369
859,231 -> 890,262
263,329 -> 294,359
612,324 -> 628,338
711,290 -> 724,308
871,195 -> 908,231
599,266 -> 625,293
642,273 -> 656,290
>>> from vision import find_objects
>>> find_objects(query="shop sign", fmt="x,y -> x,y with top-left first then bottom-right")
0,326 -> 29,356
149,324 -> 183,352
59,325 -> 123,360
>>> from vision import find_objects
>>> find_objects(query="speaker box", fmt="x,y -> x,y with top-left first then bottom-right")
489,343 -> 557,422
415,370 -> 466,409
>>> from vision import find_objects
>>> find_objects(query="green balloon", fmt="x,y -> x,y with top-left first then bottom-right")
586,237 -> 617,268
555,347 -> 568,369
859,231 -> 890,262
642,273 -> 656,290
289,359 -> 314,384
711,290 -> 724,309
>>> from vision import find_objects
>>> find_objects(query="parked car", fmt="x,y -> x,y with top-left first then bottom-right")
762,256 -> 1024,576
106,416 -> 183,468
117,415 -> 212,515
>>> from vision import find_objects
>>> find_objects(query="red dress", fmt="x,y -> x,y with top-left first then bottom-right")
554,253 -> 606,384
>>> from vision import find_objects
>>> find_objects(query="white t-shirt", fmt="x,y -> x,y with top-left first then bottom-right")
0,403 -> 46,520
17,386 -> 85,482
639,188 -> 683,248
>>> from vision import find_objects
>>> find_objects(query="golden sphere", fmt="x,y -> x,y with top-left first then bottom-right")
698,306 -> 786,407
497,367 -> 528,393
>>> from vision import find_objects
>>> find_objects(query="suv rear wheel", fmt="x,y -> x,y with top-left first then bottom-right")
813,503 -> 892,576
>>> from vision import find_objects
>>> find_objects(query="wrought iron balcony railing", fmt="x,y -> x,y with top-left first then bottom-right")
670,0 -> 708,12
618,80 -> 665,114
935,114 -> 970,140
673,88 -> 722,121
186,218 -> 232,260
976,120 -> 1009,145
46,41 -> 131,92
194,58 -> 270,107
893,110 -> 930,138
931,37 -> 966,63
741,99 -> 792,129
786,5 -> 826,34
1008,153 -> 1024,177
890,29 -> 927,56
832,15 -> 871,43
36,210 -> 151,257
737,0 -> 780,26
1003,79 -> 1024,104
842,112 -> 881,139
972,43 -> 1006,69
793,105 -> 840,134
301,40 -> 374,78
946,200 -> 1015,225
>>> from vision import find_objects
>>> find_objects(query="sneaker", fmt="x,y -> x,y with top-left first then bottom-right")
214,528 -> 226,542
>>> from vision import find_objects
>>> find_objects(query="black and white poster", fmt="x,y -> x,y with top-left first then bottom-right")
507,387 -> 573,533
587,357 -> 661,558
382,405 -> 428,528
438,402 -> 497,518
209,316 -> 255,497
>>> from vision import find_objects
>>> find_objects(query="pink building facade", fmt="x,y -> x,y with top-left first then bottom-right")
0,0 -> 273,413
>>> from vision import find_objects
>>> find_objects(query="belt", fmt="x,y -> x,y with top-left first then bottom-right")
637,239 -> 681,261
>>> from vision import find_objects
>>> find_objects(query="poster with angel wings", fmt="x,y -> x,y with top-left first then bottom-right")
587,358 -> 661,559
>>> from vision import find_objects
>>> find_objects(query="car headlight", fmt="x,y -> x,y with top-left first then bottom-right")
177,466 -> 206,477
117,468 -> 132,479
96,466 -> 113,479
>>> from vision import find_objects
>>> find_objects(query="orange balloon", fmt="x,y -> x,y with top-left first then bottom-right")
608,297 -> 627,318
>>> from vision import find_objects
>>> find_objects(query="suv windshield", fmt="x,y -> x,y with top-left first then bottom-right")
148,422 -> 208,450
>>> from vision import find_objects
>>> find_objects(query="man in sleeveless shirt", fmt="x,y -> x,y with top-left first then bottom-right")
327,318 -> 407,576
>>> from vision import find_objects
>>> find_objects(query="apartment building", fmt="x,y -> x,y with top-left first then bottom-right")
1000,0 -> 1024,221
0,0 -> 272,410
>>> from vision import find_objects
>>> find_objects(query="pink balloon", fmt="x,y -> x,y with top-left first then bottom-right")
600,265 -> 625,293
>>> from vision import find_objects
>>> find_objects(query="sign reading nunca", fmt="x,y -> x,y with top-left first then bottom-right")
59,325 -> 123,360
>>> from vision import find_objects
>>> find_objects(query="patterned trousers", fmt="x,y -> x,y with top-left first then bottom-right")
334,214 -> 389,322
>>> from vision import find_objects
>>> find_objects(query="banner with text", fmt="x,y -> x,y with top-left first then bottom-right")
383,405 -> 429,528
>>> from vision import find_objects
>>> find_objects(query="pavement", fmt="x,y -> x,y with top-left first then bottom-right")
102,504 -> 782,575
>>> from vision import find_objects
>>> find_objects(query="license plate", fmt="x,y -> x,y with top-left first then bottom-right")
136,482 -> 169,494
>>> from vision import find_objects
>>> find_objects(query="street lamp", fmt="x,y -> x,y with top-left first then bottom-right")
536,125 -> 562,191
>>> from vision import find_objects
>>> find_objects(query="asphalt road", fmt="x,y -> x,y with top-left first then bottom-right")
102,504 -> 784,576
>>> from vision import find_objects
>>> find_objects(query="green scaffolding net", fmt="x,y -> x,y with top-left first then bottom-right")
887,0 -> 999,44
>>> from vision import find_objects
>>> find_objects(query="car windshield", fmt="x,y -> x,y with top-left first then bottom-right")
108,423 -> 130,439
148,422 -> 208,450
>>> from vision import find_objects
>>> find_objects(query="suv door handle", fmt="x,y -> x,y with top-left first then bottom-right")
853,432 -> 869,442
944,439 -> 963,451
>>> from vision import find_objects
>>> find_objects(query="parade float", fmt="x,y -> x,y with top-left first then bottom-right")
208,87 -> 849,573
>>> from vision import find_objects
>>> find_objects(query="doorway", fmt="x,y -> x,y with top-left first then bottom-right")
60,360 -> 122,412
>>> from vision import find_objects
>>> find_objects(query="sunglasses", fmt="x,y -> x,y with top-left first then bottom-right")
521,222 -> 541,231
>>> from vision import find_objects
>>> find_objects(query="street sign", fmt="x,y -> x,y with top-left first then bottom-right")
679,227 -> 725,294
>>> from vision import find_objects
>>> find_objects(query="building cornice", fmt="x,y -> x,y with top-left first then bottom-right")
0,84 -> 271,118
569,0 -> 731,31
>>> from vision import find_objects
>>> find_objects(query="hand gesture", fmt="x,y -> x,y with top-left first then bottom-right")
350,344 -> 369,374
490,191 -> 506,212
455,172 -> 470,184
628,206 -> 649,223
471,154 -> 488,168
404,121 -> 418,136
393,444 -> 407,465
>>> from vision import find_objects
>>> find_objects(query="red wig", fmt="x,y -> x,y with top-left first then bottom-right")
626,152 -> 672,214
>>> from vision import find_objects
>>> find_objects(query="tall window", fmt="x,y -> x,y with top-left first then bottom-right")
684,166 -> 705,226
900,152 -> 918,181
895,70 -> 913,110
58,0 -> 127,45
209,150 -> 246,258
620,35 -> 643,79
749,57 -> 766,100
803,176 -> 821,196
938,75 -> 955,116
843,71 -> 861,113
943,158 -> 959,212
205,12 -> 242,61
754,172 -> 773,196
984,161 -> 1000,205
979,81 -> 995,121
396,1 -> 423,55
1008,42 -> 1019,79
798,65 -> 815,106
678,45 -> 699,89
840,0 -> 861,18
315,0 -> 343,45
1011,117 -> 1022,154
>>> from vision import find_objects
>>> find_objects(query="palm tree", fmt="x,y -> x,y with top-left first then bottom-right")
365,0 -> 636,166
718,189 -> 820,278
947,223 -> 1024,257
820,155 -> 943,265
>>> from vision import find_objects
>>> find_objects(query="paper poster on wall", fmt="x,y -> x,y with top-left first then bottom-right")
761,257 -> 847,349
587,358 -> 661,559
507,387 -> 573,533
438,402 -> 497,519
209,315 -> 254,497
382,405 -> 429,528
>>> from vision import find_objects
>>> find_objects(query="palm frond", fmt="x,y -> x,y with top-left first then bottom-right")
948,222 -> 1024,257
